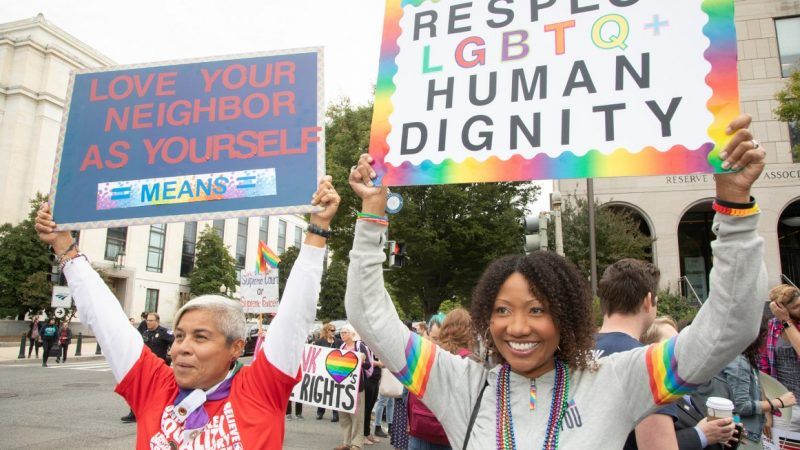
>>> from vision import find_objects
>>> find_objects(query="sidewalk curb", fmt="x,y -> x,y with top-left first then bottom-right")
0,355 -> 106,365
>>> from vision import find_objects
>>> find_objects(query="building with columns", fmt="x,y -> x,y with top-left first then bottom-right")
555,1 -> 800,300
0,15 -> 308,324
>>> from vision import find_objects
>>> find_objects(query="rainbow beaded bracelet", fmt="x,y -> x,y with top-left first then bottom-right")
712,197 -> 760,217
357,212 -> 389,227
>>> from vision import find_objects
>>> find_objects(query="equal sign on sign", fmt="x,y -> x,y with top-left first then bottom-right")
110,186 -> 132,201
236,176 -> 257,190
96,168 -> 277,210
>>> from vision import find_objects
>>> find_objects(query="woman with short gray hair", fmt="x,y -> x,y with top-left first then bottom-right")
35,176 -> 340,449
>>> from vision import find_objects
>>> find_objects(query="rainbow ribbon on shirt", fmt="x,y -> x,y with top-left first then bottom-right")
391,332 -> 437,397
645,336 -> 699,405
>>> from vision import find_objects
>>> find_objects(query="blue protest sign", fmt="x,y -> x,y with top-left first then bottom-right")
50,48 -> 324,229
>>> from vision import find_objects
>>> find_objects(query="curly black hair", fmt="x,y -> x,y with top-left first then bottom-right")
470,251 -> 595,371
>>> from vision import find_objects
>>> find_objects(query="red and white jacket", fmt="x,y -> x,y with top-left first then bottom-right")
64,244 -> 325,449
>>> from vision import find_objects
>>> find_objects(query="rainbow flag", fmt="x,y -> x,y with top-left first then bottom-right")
257,241 -> 280,273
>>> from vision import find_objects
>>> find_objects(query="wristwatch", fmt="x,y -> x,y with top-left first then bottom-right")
783,320 -> 794,329
307,223 -> 331,239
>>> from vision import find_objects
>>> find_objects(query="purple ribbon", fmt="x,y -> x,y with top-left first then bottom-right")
173,362 -> 241,431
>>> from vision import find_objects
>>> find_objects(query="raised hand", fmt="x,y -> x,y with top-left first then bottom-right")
770,301 -> 791,323
34,203 -> 73,255
349,153 -> 387,216
714,115 -> 766,203
310,175 -> 340,228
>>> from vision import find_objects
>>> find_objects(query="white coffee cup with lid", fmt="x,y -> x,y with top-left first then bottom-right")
705,397 -> 735,420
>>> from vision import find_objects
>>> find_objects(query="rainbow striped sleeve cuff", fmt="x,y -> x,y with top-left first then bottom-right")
645,336 -> 699,405
391,332 -> 437,397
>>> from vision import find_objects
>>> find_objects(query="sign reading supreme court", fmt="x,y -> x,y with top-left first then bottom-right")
370,1 -> 740,186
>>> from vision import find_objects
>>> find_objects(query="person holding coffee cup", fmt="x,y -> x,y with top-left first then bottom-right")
722,314 -> 796,443
644,319 -> 737,449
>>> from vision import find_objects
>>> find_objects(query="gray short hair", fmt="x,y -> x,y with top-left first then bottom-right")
341,323 -> 360,341
174,295 -> 247,345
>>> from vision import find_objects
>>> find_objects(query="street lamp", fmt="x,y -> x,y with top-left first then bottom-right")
113,250 -> 126,269
550,192 -> 564,257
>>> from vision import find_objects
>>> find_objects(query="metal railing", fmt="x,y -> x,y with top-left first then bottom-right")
782,274 -> 798,289
678,276 -> 704,307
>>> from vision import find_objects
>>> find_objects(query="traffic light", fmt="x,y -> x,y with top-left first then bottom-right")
522,213 -> 549,254
50,265 -> 62,284
387,241 -> 407,268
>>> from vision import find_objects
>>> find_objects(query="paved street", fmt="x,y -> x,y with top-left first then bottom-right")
0,358 -> 394,449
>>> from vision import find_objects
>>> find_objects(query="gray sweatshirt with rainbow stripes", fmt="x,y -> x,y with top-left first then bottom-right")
345,213 -> 766,449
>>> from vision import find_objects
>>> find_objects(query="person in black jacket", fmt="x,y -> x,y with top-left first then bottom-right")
40,318 -> 58,367
27,317 -> 42,358
137,311 -> 148,334
141,313 -> 174,363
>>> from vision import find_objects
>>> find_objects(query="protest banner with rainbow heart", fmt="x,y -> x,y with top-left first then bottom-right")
290,345 -> 363,414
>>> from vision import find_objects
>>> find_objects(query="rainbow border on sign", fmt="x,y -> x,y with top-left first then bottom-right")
369,0 -> 739,186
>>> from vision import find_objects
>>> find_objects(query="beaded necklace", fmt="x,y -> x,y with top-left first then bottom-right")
495,359 -> 571,450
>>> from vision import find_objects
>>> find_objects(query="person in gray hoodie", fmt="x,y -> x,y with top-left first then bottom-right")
344,114 -> 767,450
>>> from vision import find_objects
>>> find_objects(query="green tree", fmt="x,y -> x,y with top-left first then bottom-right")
0,194 -> 51,318
386,183 -> 538,316
774,69 -> 800,162
325,100 -> 539,317
188,225 -> 237,297
656,290 -> 700,325
437,299 -> 462,314
325,99 -> 375,259
20,271 -> 53,318
554,195 -> 653,281
318,259 -> 347,321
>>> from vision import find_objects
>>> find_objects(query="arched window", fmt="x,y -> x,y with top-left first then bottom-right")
677,200 -> 715,301
779,198 -> 800,285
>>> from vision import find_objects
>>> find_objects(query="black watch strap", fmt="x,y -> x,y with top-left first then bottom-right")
307,223 -> 331,239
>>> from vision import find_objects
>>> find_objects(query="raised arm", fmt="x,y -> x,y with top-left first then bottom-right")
345,155 -> 484,447
608,115 -> 769,422
344,156 -> 426,384
35,203 -> 142,382
263,176 -> 339,377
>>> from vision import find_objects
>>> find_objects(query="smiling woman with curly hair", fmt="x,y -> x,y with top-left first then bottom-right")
470,252 -> 595,372
344,115 -> 769,450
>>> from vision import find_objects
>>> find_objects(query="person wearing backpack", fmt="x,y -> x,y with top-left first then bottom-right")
336,324 -> 374,450
407,309 -> 478,450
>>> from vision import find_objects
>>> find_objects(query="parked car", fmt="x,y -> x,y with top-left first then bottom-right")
308,321 -> 323,343
242,324 -> 266,357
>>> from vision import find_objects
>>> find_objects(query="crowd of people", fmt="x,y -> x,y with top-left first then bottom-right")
26,316 -> 72,366
28,115 -> 799,449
